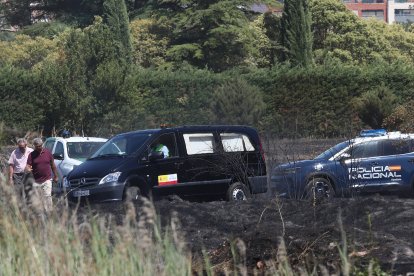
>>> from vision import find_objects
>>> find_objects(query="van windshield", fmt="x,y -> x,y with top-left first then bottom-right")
90,133 -> 151,159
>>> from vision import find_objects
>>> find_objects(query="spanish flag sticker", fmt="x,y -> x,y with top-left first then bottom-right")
389,165 -> 401,171
158,174 -> 178,186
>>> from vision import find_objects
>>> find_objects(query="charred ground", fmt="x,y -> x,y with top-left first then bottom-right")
89,138 -> 414,274
87,195 -> 414,275
3,139 -> 414,274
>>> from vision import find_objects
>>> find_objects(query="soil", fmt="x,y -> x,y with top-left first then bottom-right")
88,195 -> 414,275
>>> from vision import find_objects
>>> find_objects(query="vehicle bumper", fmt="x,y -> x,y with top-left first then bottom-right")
67,181 -> 125,202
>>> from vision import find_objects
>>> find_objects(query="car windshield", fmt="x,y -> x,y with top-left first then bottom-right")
314,140 -> 352,160
90,133 -> 151,159
67,142 -> 106,161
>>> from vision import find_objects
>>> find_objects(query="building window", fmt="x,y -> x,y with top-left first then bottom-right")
395,0 -> 414,3
361,0 -> 384,3
395,9 -> 414,15
395,9 -> 414,23
361,10 -> 384,20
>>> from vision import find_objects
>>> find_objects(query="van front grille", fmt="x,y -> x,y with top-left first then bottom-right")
69,177 -> 100,188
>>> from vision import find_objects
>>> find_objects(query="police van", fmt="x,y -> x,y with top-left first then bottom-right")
271,129 -> 414,200
63,125 -> 267,202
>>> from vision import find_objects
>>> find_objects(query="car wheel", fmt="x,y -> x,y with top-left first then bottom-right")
227,182 -> 251,201
124,185 -> 140,202
305,177 -> 334,203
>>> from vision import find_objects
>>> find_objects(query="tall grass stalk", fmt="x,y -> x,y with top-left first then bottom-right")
0,173 -> 192,276
337,209 -> 350,276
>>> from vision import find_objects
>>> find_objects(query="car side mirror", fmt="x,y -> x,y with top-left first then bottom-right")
53,153 -> 64,160
148,151 -> 164,161
338,153 -> 351,163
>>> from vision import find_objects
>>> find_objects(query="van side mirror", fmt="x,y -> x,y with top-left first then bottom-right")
148,151 -> 164,161
53,153 -> 64,160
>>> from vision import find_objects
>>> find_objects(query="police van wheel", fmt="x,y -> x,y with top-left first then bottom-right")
305,178 -> 334,203
124,185 -> 140,202
227,182 -> 251,201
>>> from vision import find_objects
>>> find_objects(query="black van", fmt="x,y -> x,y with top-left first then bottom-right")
63,125 -> 267,202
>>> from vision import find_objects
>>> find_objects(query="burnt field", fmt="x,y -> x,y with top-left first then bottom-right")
88,195 -> 414,274
3,138 -> 414,274
78,138 -> 413,274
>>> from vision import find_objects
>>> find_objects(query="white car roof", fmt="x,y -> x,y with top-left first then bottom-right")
47,137 -> 107,142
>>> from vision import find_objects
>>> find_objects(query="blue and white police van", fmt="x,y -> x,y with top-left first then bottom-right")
271,129 -> 414,200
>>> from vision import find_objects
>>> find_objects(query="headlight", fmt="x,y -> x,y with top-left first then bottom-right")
99,172 -> 122,185
62,163 -> 74,172
63,177 -> 70,188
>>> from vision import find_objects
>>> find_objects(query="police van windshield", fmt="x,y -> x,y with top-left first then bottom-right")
314,140 -> 352,160
90,133 -> 151,158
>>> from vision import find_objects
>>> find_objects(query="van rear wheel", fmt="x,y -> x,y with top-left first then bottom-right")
227,182 -> 250,201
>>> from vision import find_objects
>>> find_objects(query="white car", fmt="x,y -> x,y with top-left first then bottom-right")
44,136 -> 107,193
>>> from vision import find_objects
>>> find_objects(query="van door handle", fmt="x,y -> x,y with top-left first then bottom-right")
371,161 -> 379,166
408,159 -> 414,163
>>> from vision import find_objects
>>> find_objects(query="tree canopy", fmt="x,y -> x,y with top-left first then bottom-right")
2,0 -> 414,139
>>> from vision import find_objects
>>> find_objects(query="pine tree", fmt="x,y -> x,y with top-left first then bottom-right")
143,0 -> 256,72
281,0 -> 313,67
211,78 -> 265,126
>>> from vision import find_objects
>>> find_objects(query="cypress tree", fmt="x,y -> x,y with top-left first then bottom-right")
281,0 -> 313,67
102,0 -> 132,64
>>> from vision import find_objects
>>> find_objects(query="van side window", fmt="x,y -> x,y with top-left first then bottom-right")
149,133 -> 178,158
220,133 -> 255,152
183,133 -> 215,155
55,142 -> 64,156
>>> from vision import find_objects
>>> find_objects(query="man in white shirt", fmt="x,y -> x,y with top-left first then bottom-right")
8,138 -> 33,196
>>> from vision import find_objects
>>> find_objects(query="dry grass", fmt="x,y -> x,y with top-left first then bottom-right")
0,171 -> 388,276
0,173 -> 192,276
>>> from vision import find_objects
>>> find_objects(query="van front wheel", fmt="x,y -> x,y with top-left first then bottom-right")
124,185 -> 140,202
227,182 -> 250,201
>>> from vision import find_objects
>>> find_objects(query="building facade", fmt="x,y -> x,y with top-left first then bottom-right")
388,0 -> 414,23
343,0 -> 414,24
343,0 -> 388,22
